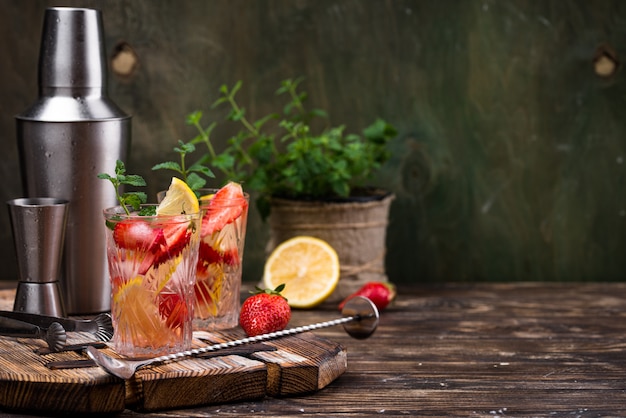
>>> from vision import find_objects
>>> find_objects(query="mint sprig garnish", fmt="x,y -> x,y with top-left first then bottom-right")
98,160 -> 150,216
152,139 -> 215,194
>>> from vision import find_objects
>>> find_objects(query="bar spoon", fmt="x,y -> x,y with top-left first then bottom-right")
87,296 -> 379,379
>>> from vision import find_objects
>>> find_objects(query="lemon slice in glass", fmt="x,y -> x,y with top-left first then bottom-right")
156,177 -> 199,215
199,193 -> 215,203
112,277 -> 162,343
263,236 -> 340,308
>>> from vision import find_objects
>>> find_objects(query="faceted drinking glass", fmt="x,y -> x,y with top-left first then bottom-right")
194,189 -> 249,330
103,205 -> 201,357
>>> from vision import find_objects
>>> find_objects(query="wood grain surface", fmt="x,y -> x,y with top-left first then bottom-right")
0,288 -> 346,414
2,282 -> 626,416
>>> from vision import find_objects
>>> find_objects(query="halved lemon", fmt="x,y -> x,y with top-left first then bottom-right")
263,236 -> 340,308
156,177 -> 199,215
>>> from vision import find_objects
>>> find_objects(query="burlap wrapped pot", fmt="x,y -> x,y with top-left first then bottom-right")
266,191 -> 394,302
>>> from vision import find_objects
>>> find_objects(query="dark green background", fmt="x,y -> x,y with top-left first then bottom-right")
1,0 -> 624,284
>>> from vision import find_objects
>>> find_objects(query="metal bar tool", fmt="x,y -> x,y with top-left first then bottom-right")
87,296 -> 379,379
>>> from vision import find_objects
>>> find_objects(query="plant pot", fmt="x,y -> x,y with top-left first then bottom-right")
266,190 -> 394,302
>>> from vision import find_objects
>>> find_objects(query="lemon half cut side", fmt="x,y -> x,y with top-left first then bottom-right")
156,177 -> 200,216
263,236 -> 340,309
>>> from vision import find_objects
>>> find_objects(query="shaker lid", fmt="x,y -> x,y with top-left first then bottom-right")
39,7 -> 106,89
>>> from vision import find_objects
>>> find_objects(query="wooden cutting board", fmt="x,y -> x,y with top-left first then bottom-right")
0,329 -> 347,414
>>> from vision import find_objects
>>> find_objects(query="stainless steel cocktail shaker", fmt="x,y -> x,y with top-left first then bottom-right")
16,7 -> 131,314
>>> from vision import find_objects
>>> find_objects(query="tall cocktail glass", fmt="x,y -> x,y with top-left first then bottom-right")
103,205 -> 201,357
194,188 -> 249,330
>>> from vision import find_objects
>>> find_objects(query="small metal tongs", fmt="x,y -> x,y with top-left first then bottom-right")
0,311 -> 113,352
0,315 -> 66,352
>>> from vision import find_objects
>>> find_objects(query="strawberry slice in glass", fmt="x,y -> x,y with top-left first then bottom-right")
195,182 -> 249,330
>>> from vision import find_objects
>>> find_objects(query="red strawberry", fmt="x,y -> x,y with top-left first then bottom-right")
113,220 -> 164,252
196,242 -> 221,280
196,242 -> 240,278
222,247 -> 239,266
239,285 -> 291,337
202,182 -> 248,236
158,292 -> 189,330
338,281 -> 396,312
199,241 -> 223,264
153,221 -> 193,266
110,276 -> 125,293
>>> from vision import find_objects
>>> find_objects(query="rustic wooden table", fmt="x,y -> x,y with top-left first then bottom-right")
1,281 -> 626,416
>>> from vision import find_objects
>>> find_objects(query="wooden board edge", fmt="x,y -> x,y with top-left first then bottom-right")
0,379 -> 125,414
128,356 -> 269,412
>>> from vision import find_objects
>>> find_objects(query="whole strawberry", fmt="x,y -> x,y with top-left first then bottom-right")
338,281 -> 396,312
239,284 -> 291,337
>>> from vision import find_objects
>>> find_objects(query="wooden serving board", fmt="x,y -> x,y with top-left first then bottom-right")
0,329 -> 347,414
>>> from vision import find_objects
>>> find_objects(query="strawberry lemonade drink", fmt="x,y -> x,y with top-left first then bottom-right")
103,178 -> 201,357
195,182 -> 249,330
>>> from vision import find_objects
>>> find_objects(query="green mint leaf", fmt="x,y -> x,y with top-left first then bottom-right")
115,159 -> 126,176
283,102 -> 294,115
213,153 -> 236,171
121,174 -> 147,187
122,193 -> 144,212
254,113 -> 279,130
98,160 -> 147,216
138,205 -> 156,216
363,118 -> 397,144
104,219 -> 118,231
154,116 -> 218,193
186,110 -> 202,125
174,141 -> 195,154
152,161 -> 182,172
211,96 -> 229,108
228,108 -> 245,122
185,173 -> 207,191
310,109 -> 327,119
230,80 -> 243,96
188,164 -> 215,178
275,80 -> 291,95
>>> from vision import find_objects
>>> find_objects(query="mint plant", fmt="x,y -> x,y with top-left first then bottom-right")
156,77 -> 397,219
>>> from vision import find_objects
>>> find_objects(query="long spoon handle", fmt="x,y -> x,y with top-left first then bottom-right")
153,316 -> 356,365
87,296 -> 379,379
150,295 -> 379,365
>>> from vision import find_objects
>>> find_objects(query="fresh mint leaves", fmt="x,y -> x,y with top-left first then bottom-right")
152,140 -> 215,194
97,160 -> 152,215
153,77 -> 397,219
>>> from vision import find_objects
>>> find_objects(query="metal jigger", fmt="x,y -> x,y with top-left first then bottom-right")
7,198 -> 69,317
